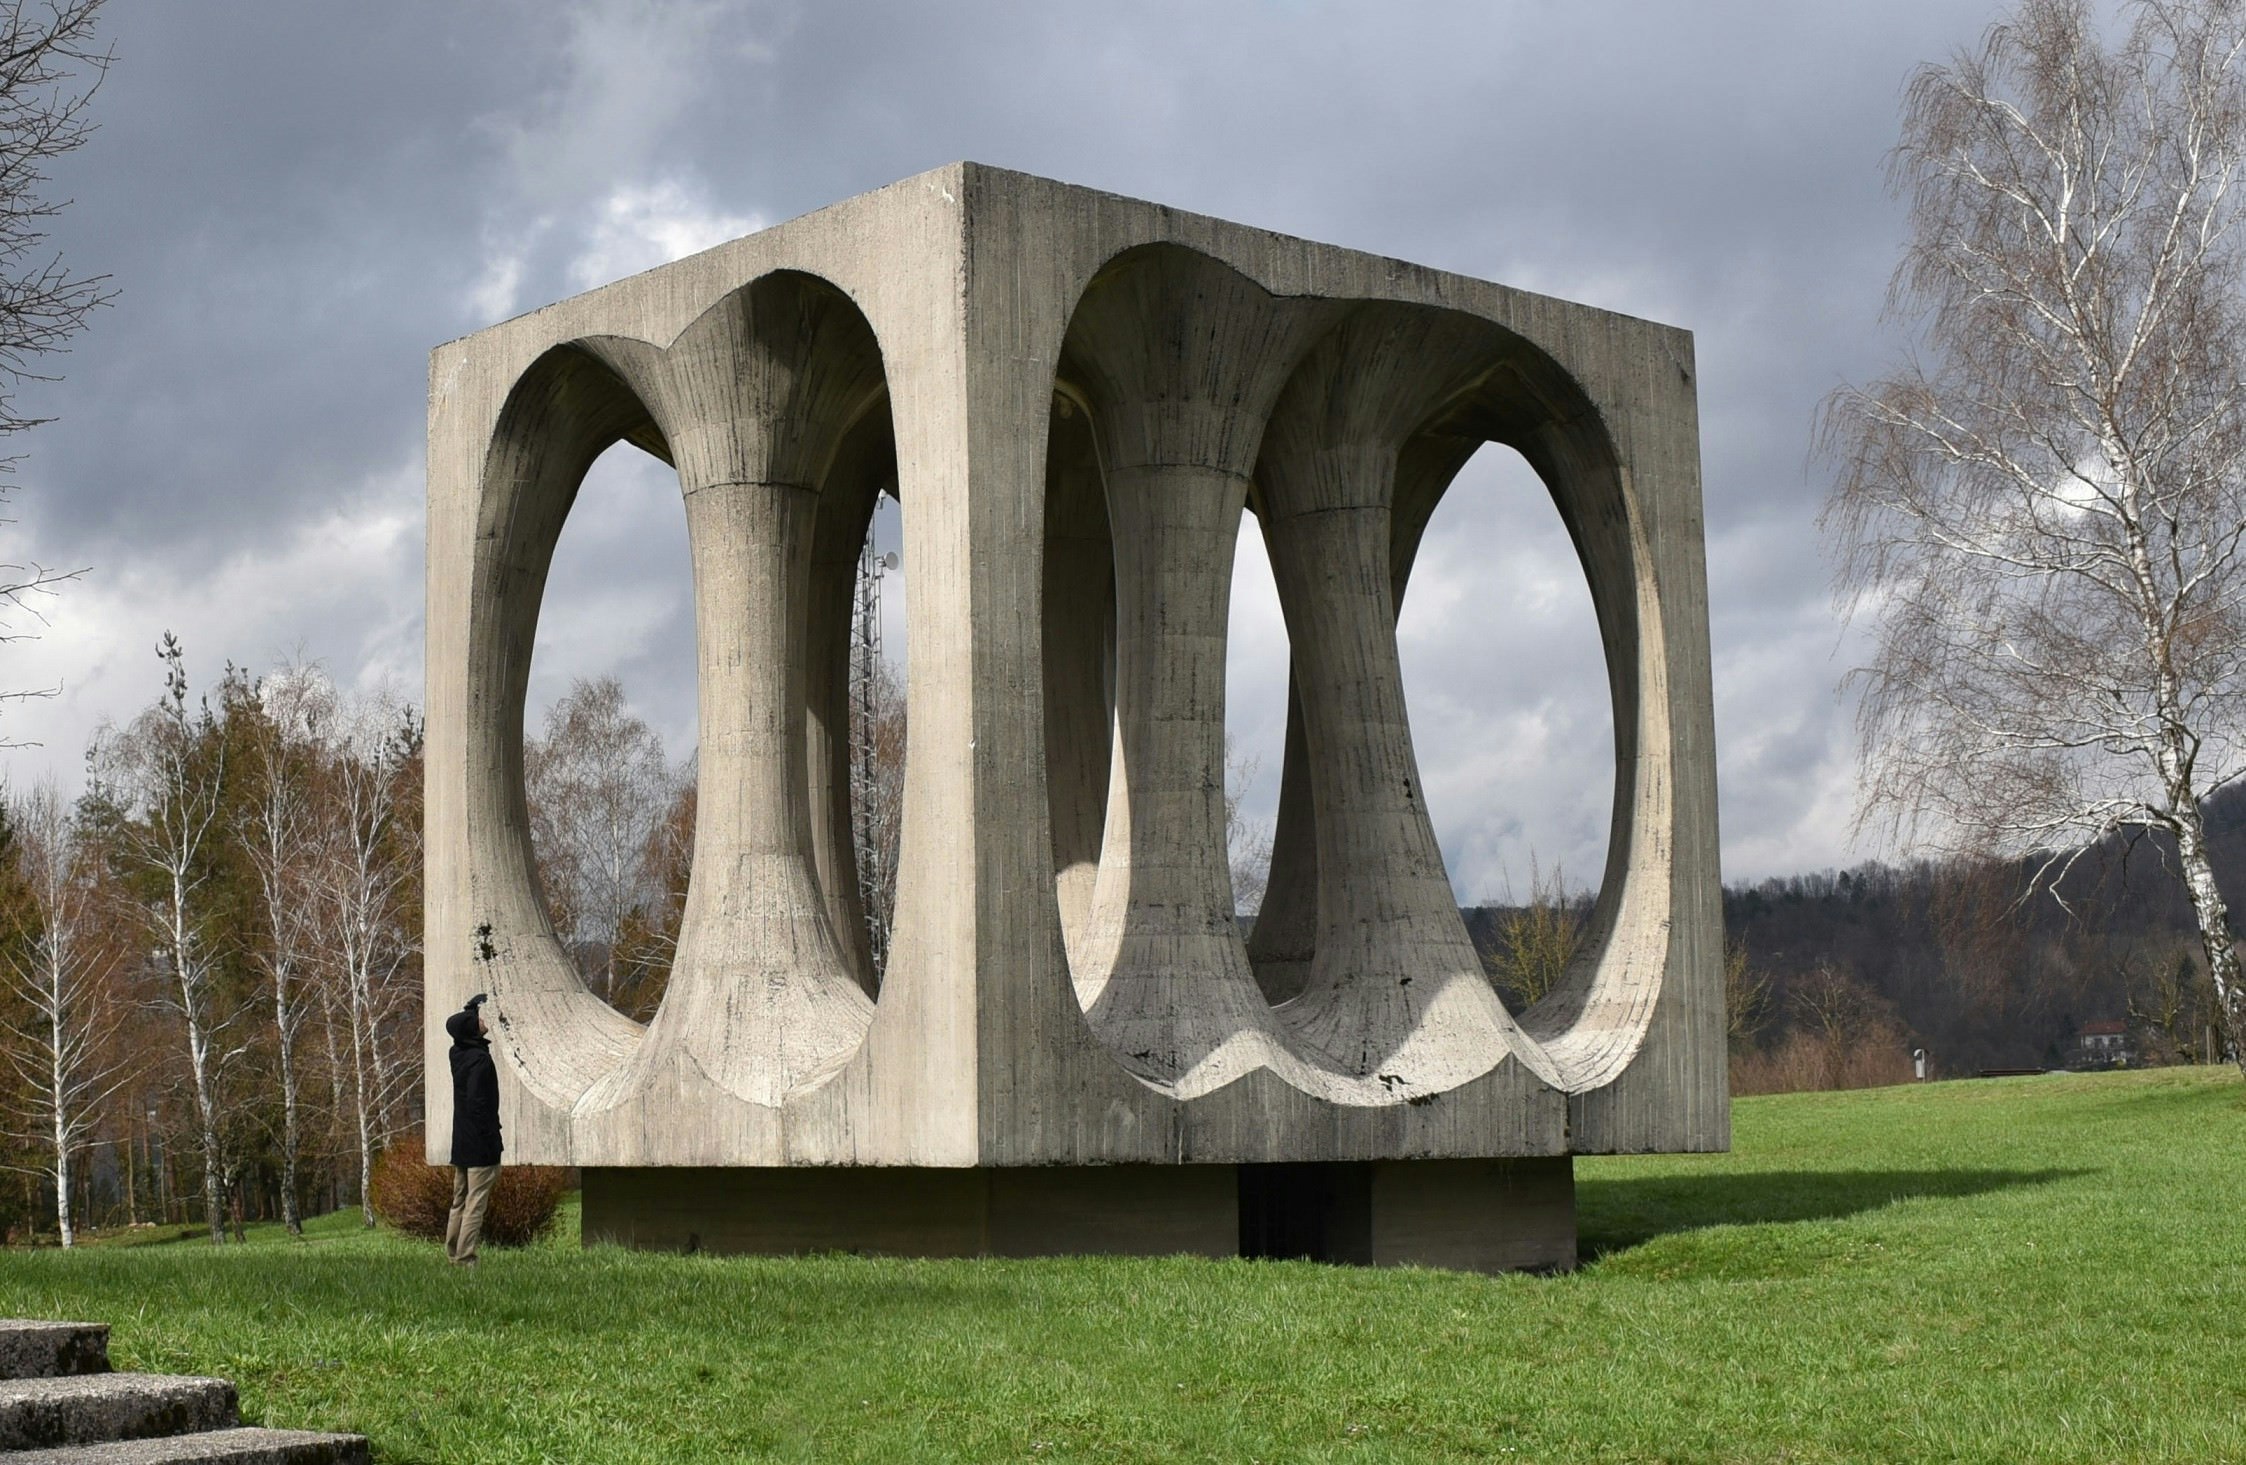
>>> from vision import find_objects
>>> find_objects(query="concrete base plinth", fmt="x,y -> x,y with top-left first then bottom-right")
583,1157 -> 1575,1273
1240,1157 -> 1576,1273
583,1164 -> 1239,1260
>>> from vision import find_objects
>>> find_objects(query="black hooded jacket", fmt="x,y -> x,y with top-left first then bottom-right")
446,1006 -> 504,1168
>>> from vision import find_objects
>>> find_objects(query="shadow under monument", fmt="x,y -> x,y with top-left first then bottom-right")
1574,1165 -> 2090,1262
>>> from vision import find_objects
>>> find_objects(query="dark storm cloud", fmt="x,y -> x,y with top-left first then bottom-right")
6,0 -> 2016,885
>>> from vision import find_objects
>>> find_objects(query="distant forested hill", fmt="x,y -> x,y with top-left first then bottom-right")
1464,786 -> 2246,1077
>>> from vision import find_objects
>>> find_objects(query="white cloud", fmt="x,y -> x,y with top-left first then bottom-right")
567,179 -> 764,291
464,247 -> 528,324
487,0 -> 781,211
2,463 -> 425,792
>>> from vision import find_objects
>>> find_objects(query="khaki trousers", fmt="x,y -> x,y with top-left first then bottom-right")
445,1164 -> 501,1264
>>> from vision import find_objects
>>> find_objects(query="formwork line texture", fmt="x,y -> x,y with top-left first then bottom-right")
424,164 -> 1724,1273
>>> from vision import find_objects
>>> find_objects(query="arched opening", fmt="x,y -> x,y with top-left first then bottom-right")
1035,259 -> 1665,1102
522,438 -> 695,1023
1044,242 -> 1322,1096
465,272 -> 898,1121
1393,440 -> 1615,1014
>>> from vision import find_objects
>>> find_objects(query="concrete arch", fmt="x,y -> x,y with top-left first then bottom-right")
461,341 -> 668,1117
1249,302 -> 1673,1095
1253,300 -> 1567,1094
1048,242 -> 1340,1099
566,269 -> 893,1115
1040,390 -> 1110,957
456,270 -> 896,1131
1038,248 -> 1675,1106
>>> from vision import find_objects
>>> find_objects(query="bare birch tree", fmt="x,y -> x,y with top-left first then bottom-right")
317,691 -> 420,1226
90,633 -> 240,1241
525,676 -> 670,1005
849,657 -> 905,975
1222,735 -> 1271,917
610,771 -> 693,1021
0,780 -> 125,1244
1823,0 -> 2246,1073
233,664 -> 332,1236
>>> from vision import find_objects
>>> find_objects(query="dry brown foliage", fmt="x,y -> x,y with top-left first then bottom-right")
1484,857 -> 1589,1010
1732,963 -> 1918,1095
367,1133 -> 567,1247
1732,1032 -> 1918,1097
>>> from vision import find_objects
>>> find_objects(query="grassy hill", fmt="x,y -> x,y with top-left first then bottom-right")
0,1068 -> 2239,1463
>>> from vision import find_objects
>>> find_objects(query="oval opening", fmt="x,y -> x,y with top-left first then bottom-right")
522,438 -> 695,1022
1393,441 -> 1615,1011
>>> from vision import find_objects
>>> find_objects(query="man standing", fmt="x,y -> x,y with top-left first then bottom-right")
444,993 -> 502,1266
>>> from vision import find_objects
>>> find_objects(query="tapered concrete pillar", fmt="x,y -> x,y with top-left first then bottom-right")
1060,246 -> 1327,1092
1041,396 -> 1113,953
1257,305 -> 1559,1089
1247,435 -> 1480,1005
577,273 -> 886,1109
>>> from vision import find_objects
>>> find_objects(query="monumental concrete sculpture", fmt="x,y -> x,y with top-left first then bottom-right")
424,164 -> 1725,1273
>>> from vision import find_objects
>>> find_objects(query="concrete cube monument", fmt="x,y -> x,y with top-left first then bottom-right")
424,164 -> 1725,1272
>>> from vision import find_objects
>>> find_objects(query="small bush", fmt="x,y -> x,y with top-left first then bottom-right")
368,1133 -> 568,1247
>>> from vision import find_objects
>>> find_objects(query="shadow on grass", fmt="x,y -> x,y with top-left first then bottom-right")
1577,1166 -> 2089,1261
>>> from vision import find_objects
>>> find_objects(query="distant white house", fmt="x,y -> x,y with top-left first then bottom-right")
2070,1019 -> 2131,1070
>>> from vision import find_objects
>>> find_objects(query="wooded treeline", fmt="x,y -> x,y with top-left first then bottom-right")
1717,792 -> 2241,1086
0,641 -> 422,1246
0,651 -> 906,1248
9,630 -> 2233,1247
1467,786 -> 2245,1092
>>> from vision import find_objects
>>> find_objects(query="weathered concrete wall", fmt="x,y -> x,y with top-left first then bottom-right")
424,163 -> 1725,1183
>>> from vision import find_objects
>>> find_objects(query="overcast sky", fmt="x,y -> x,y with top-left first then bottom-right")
1,0 -> 2024,896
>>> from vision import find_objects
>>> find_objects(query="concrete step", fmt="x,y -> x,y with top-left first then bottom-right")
0,1320 -> 111,1380
0,1426 -> 372,1464
0,1373 -> 238,1451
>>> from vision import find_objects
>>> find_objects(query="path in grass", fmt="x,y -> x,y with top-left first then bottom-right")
1,1068 -> 2240,1463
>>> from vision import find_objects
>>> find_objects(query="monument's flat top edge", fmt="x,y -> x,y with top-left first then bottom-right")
955,161 -> 1690,341
430,162 -> 970,355
432,159 -> 1692,357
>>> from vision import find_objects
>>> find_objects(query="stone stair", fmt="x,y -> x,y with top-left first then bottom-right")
0,1322 -> 367,1464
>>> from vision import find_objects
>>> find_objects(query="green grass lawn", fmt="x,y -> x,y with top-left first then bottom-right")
1,1068 -> 2241,1463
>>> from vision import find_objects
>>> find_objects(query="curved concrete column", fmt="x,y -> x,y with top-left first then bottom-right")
1247,434 -> 1479,1005
1394,372 -> 1677,1096
1496,416 -> 1672,1090
459,345 -> 660,1124
1059,245 -> 1329,1093
576,272 -> 887,1110
1257,305 -> 1561,1091
806,403 -> 897,995
1041,395 -> 1113,956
